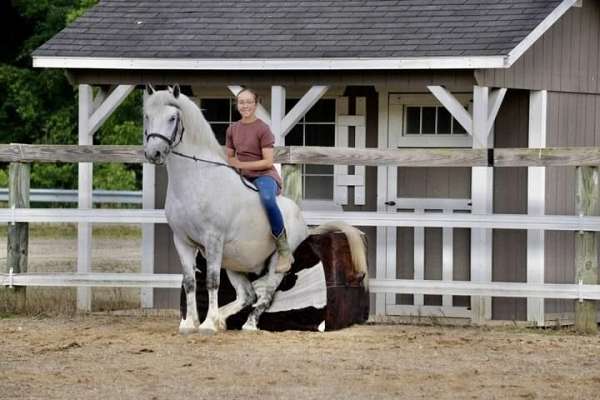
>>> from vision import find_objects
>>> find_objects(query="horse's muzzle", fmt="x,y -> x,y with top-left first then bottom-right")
144,149 -> 167,165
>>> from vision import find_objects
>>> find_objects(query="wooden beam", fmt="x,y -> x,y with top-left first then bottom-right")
281,86 -> 329,137
527,90 -> 547,327
427,85 -> 473,136
227,85 -> 272,126
3,144 -> 600,167
487,88 -> 507,135
5,162 -> 30,311
271,86 -> 286,146
78,84 -> 93,312
87,85 -> 135,135
471,85 -> 493,324
575,166 -> 599,334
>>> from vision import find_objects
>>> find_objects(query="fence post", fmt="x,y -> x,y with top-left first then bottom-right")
282,164 -> 302,205
5,162 -> 30,311
575,166 -> 599,334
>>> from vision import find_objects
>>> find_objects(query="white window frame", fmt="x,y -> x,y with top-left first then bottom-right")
284,97 -> 337,201
390,93 -> 473,148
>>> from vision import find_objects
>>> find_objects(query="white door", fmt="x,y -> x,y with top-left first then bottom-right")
382,93 -> 473,318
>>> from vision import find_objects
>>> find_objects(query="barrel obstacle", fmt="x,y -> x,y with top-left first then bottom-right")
181,231 -> 369,331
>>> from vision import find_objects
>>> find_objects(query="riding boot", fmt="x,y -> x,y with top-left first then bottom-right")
273,229 -> 294,273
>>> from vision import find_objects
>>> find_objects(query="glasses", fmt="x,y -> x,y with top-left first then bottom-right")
237,100 -> 256,106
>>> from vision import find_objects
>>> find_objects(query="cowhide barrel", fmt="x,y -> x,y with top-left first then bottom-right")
180,232 -> 369,331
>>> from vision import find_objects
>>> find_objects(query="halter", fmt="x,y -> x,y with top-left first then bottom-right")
145,112 -> 185,149
145,112 -> 258,193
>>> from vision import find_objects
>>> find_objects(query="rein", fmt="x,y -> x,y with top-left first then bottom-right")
171,150 -> 259,193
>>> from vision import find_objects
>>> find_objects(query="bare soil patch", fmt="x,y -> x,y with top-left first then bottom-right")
1,314 -> 599,400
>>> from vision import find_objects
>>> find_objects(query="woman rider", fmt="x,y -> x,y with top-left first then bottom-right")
225,88 -> 293,273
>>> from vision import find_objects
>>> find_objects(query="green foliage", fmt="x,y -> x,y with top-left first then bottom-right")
31,163 -> 77,189
0,169 -> 7,187
0,0 -> 141,192
94,163 -> 137,191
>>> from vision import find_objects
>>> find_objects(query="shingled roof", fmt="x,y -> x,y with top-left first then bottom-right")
33,0 -> 571,70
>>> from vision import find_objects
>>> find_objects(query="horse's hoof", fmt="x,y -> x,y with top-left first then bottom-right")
179,327 -> 198,336
242,322 -> 258,332
198,328 -> 217,336
179,319 -> 197,336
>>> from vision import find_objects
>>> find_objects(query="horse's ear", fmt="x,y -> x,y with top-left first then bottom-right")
172,84 -> 180,99
145,84 -> 156,95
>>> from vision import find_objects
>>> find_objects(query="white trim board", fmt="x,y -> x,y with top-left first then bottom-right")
33,56 -> 506,70
506,0 -> 579,66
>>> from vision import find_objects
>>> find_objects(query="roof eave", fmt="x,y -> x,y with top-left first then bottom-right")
32,55 -> 507,71
506,0 -> 579,67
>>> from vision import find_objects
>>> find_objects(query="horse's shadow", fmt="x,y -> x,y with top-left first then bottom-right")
180,232 -> 370,332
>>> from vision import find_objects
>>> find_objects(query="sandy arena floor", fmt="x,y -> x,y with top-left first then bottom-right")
1,314 -> 599,400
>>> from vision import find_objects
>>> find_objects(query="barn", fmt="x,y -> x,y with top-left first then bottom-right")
32,0 -> 599,325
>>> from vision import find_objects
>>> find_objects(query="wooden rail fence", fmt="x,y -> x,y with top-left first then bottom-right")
0,144 -> 598,332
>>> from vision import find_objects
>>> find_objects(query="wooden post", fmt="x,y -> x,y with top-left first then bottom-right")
575,166 -> 599,334
5,162 -> 30,311
282,164 -> 302,205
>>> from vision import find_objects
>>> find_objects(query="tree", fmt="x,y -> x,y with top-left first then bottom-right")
0,0 -> 142,191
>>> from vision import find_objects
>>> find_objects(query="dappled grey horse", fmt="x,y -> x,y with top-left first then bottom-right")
143,85 -> 367,334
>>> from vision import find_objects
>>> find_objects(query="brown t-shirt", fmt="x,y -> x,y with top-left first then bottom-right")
225,119 -> 282,192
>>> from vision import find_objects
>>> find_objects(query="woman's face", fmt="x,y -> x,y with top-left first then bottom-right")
237,91 -> 257,119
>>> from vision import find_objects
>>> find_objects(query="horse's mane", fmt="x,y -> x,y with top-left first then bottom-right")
148,90 -> 226,160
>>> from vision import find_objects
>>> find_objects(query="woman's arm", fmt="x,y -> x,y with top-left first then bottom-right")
227,148 -> 274,171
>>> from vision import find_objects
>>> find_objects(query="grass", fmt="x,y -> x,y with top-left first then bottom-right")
0,223 -> 142,240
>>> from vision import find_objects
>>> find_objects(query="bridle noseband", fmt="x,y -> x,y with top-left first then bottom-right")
145,112 -> 185,149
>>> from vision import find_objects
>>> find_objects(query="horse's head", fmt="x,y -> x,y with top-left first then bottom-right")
143,84 -> 185,165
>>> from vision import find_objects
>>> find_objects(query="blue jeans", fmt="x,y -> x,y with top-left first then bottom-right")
251,176 -> 284,237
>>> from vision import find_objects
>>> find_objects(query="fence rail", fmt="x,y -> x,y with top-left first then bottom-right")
1,144 -> 600,167
0,189 -> 142,204
2,272 -> 599,301
0,208 -> 599,231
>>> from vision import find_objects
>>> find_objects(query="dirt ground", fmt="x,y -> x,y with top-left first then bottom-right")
0,314 -> 599,400
1,226 -> 600,399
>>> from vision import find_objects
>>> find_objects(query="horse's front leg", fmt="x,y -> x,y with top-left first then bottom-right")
174,234 -> 200,335
198,234 -> 225,335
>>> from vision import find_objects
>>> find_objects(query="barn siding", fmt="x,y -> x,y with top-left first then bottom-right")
476,1 -> 600,94
492,90 -> 529,321
545,91 -> 600,318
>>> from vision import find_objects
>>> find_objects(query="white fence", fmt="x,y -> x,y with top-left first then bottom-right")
0,189 -> 142,204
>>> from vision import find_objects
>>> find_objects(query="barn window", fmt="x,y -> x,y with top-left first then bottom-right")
404,106 -> 467,136
199,98 -> 241,145
199,97 -> 335,200
390,93 -> 472,148
284,98 -> 336,200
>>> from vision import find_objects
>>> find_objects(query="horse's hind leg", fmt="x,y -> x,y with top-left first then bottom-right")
174,235 -> 200,335
242,255 -> 284,331
218,270 -> 256,321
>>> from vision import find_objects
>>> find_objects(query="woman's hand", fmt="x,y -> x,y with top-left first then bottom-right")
228,157 -> 242,169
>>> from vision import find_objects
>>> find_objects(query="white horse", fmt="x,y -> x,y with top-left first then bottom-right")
143,85 -> 367,335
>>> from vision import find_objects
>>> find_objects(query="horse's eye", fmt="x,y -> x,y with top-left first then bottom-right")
169,116 -> 176,123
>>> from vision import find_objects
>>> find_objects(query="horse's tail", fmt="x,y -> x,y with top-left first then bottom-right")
309,221 -> 369,289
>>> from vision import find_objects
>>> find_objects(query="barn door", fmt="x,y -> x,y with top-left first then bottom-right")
383,93 -> 473,318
